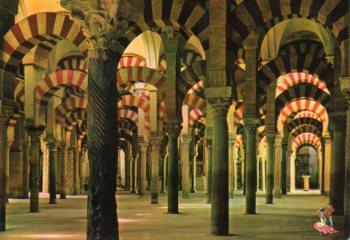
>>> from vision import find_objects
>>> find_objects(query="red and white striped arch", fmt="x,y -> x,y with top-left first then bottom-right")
57,55 -> 87,72
276,72 -> 330,98
118,55 -> 146,68
183,81 -> 206,111
292,133 -> 321,150
294,110 -> 322,122
35,70 -> 87,104
118,95 -> 150,128
189,108 -> 204,127
1,12 -> 88,75
278,99 -> 327,133
65,110 -> 87,132
234,103 -> 244,125
14,78 -> 24,104
117,67 -> 166,100
55,96 -> 87,124
118,109 -> 138,125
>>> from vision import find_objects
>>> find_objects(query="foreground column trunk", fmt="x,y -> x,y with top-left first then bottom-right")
150,137 -> 160,203
0,118 -> 7,230
60,144 -> 67,199
206,137 -> 213,203
22,139 -> 29,199
245,121 -> 258,214
274,136 -> 282,199
87,54 -> 119,239
206,96 -> 230,235
138,140 -> 147,197
166,122 -> 181,213
47,139 -> 57,204
266,135 -> 275,203
26,126 -> 44,213
72,147 -> 79,195
330,118 -> 345,215
180,137 -> 190,198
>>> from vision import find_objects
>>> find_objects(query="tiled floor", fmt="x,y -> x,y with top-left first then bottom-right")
0,192 -> 344,240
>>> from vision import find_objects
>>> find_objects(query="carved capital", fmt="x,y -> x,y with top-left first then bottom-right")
340,77 -> 350,105
206,97 -> 231,118
26,125 -> 45,142
245,123 -> 258,135
164,121 -> 182,137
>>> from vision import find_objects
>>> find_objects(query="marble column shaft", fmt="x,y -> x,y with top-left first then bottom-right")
266,136 -> 275,204
206,139 -> 213,203
274,136 -> 282,199
150,137 -> 160,204
138,141 -> 148,197
0,119 -> 7,231
60,144 -> 67,199
180,137 -> 190,199
47,140 -> 57,204
27,126 -> 44,213
245,122 -> 258,214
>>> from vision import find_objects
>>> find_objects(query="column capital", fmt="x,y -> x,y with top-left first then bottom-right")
339,76 -> 350,105
164,121 -> 182,137
149,136 -> 161,149
25,125 -> 45,140
329,113 -> 346,131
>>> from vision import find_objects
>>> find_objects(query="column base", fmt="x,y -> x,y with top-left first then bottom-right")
211,228 -> 229,236
190,190 -> 196,193
167,210 -> 179,214
49,199 -> 57,204
151,192 -> 158,204
60,193 -> 66,199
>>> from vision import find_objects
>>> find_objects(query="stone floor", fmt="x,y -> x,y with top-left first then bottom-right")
0,191 -> 345,240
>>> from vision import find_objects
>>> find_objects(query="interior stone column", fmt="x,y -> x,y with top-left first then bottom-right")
79,148 -> 85,193
228,136 -> 234,199
323,136 -> 331,195
0,117 -> 7,230
160,154 -> 167,194
245,120 -> 258,213
265,134 -> 275,204
22,138 -> 29,199
290,150 -> 296,192
233,147 -> 238,191
86,48 -> 119,239
72,147 -> 79,195
208,96 -> 230,235
5,138 -> 13,202
330,116 -> 346,215
150,136 -> 160,204
47,138 -> 58,204
26,125 -> 45,213
281,139 -> 288,195
138,139 -> 148,197
206,138 -> 213,203
130,155 -> 136,193
60,143 -> 67,199
262,157 -> 266,192
124,148 -> 130,191
274,135 -> 282,199
190,140 -> 197,193
165,122 -> 181,213
180,136 -> 190,198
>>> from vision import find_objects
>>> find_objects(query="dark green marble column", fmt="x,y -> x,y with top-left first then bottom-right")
330,117 -> 345,215
206,138 -> 213,203
266,135 -> 275,204
165,122 -> 181,213
26,125 -> 45,213
0,118 -> 7,231
245,121 -> 258,214
22,138 -> 29,199
124,149 -> 130,191
47,139 -> 57,204
209,99 -> 230,235
60,144 -> 67,199
87,53 -> 119,239
150,136 -> 160,204
281,139 -> 288,195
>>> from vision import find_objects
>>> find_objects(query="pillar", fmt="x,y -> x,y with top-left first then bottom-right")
190,140 -> 197,193
47,138 -> 57,204
245,120 -> 258,213
130,155 -> 136,193
160,154 -> 167,193
60,144 -> 67,199
206,138 -> 213,203
26,125 -> 45,213
228,137 -> 234,198
0,118 -> 7,230
330,117 -> 346,215
138,139 -> 147,197
323,136 -> 332,195
22,139 -> 29,199
124,149 -> 130,191
281,139 -> 288,195
180,136 -> 190,198
150,136 -> 160,204
72,147 -> 79,195
79,148 -> 85,193
5,138 -> 13,202
86,49 -> 119,239
274,135 -> 282,199
233,147 -> 238,191
262,158 -> 266,192
205,89 -> 231,235
165,122 -> 181,213
290,150 -> 296,192
265,135 -> 275,204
